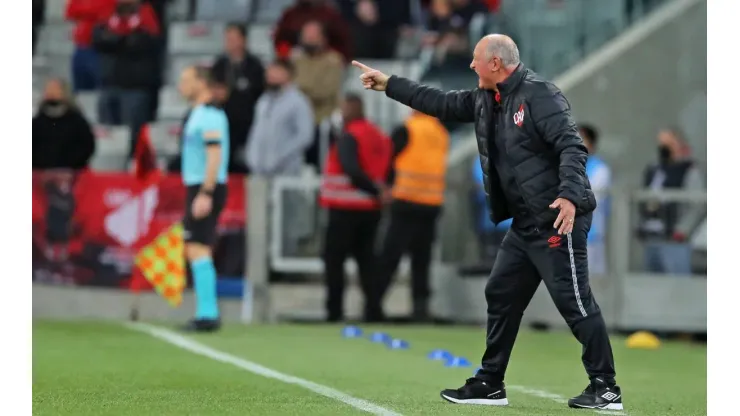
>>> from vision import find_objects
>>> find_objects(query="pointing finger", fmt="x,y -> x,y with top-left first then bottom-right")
351,60 -> 373,72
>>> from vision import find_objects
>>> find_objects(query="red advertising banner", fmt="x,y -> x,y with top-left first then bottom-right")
32,170 -> 247,289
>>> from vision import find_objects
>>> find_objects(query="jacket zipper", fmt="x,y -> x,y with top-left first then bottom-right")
496,99 -> 539,234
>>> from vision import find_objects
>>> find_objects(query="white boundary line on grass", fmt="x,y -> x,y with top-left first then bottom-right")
508,385 -> 628,416
125,322 -> 402,416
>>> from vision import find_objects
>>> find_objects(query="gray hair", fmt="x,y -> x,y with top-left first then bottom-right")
485,35 -> 521,67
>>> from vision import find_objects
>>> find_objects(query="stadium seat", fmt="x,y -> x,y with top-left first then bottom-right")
45,0 -> 67,22
196,0 -> 253,22
90,126 -> 131,171
252,0 -> 294,23
166,0 -> 192,21
169,55 -> 216,85
148,122 -> 182,159
169,22 -> 225,55
76,92 -> 99,124
582,0 -> 627,53
37,22 -> 76,57
157,87 -> 189,120
248,25 -> 275,62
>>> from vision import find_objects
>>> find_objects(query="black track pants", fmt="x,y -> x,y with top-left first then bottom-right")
477,213 -> 617,385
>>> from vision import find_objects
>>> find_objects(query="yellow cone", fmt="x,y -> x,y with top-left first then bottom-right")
625,331 -> 661,350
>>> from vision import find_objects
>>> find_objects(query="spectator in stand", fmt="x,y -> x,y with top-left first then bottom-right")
93,0 -> 161,157
337,0 -> 412,59
293,21 -> 345,170
211,23 -> 266,174
142,0 -> 170,122
65,0 -> 117,91
246,59 -> 314,176
33,0 -> 46,56
638,128 -> 704,275
33,78 -> 96,170
580,124 -> 611,276
274,0 -> 351,63
424,0 -> 487,65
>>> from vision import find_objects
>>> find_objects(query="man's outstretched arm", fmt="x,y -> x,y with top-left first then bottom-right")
385,76 -> 476,123
352,60 -> 476,123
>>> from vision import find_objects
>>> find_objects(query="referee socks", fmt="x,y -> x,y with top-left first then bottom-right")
191,257 -> 220,320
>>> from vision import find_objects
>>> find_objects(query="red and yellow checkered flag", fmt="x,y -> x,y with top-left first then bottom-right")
134,223 -> 186,307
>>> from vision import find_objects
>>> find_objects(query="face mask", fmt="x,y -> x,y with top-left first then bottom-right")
658,145 -> 672,164
41,100 -> 67,117
265,83 -> 282,92
301,44 -> 320,55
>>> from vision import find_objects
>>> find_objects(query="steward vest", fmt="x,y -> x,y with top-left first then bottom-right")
320,119 -> 392,210
392,113 -> 449,206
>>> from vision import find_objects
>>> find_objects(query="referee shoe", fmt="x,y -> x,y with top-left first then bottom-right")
568,378 -> 623,410
440,378 -> 508,406
181,318 -> 221,333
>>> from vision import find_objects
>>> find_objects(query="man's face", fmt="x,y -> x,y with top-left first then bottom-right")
224,29 -> 246,56
43,80 -> 64,101
300,23 -> 325,49
657,130 -> 681,156
266,65 -> 289,87
178,68 -> 200,100
580,129 -> 594,154
470,40 -> 499,89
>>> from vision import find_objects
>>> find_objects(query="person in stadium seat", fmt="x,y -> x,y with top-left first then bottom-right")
337,0 -> 412,59
245,59 -> 314,176
65,0 -> 117,91
638,127 -> 704,275
293,20 -> 345,171
92,0 -> 161,158
320,94 -> 393,323
424,0 -> 488,66
32,78 -> 96,171
274,0 -> 351,63
211,23 -> 265,174
580,124 -> 611,276
375,110 -> 449,322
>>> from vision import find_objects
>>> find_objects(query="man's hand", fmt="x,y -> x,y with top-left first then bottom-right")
550,198 -> 576,235
192,193 -> 213,219
352,61 -> 390,91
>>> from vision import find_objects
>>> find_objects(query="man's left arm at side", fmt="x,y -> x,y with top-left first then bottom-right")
530,89 -> 588,208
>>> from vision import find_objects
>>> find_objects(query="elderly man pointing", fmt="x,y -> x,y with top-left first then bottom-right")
352,35 -> 622,411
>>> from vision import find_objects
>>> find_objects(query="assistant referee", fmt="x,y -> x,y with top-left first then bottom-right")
178,66 -> 230,332
352,35 -> 622,411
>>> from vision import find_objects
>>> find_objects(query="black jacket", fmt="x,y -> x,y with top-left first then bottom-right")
211,53 -> 265,152
33,105 -> 96,170
92,24 -> 161,89
385,64 -> 596,229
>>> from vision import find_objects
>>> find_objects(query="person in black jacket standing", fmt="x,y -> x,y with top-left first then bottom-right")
352,34 -> 622,411
211,23 -> 266,174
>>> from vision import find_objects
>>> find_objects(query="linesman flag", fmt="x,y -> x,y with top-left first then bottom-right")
134,223 -> 186,307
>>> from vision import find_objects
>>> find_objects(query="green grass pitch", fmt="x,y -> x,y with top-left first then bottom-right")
32,321 -> 706,415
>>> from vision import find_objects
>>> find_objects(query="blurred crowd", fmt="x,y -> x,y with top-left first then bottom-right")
31,0 -> 706,284
32,0 -> 499,173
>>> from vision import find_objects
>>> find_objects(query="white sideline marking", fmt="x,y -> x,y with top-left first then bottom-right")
125,323 -> 402,416
508,385 -> 627,415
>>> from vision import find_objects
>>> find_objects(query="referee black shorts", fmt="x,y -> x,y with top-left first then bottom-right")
183,184 -> 227,246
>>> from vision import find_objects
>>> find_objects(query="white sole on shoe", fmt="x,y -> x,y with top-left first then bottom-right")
571,402 -> 624,411
440,393 -> 509,406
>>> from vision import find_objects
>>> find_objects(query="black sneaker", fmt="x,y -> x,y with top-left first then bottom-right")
568,378 -> 623,410
181,318 -> 221,333
440,378 -> 508,406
